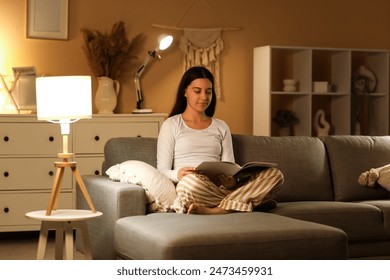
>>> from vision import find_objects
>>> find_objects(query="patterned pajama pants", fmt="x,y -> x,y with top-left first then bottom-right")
175,167 -> 284,213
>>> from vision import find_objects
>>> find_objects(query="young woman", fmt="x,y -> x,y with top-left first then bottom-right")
157,66 -> 284,214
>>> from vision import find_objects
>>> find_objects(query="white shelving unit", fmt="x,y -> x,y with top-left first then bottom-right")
253,46 -> 389,136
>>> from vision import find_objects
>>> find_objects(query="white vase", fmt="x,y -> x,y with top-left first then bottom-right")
283,79 -> 297,92
95,76 -> 120,114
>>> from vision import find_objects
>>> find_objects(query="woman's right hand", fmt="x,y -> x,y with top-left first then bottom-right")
178,167 -> 198,180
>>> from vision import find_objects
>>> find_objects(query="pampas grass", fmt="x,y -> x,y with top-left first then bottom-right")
81,21 -> 142,81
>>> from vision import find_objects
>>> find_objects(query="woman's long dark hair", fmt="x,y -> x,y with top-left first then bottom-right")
169,66 -> 217,117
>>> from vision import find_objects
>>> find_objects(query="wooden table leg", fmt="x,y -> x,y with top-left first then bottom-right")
55,225 -> 64,260
76,221 -> 93,260
36,222 -> 50,260
64,221 -> 74,260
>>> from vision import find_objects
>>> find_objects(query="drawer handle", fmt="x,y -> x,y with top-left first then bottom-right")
3,171 -> 9,177
3,136 -> 9,142
49,136 -> 54,142
137,135 -> 142,137
49,171 -> 54,176
4,207 -> 9,213
94,136 -> 100,141
95,170 -> 100,175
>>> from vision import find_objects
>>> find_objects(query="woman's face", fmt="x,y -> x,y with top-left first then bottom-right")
184,78 -> 213,114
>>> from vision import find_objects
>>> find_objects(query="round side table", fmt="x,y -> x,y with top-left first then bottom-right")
25,209 -> 102,260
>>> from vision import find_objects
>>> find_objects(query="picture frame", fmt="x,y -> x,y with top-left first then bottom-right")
26,0 -> 69,40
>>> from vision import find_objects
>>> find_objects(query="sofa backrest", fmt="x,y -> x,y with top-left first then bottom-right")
323,135 -> 390,201
103,135 -> 389,203
232,134 -> 334,202
103,137 -> 158,174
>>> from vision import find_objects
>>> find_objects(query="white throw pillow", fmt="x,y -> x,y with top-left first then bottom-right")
106,160 -> 177,213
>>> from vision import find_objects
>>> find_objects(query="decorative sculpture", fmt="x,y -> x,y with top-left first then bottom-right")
313,109 -> 330,137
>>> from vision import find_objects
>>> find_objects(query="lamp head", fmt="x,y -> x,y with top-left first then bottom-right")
157,35 -> 173,51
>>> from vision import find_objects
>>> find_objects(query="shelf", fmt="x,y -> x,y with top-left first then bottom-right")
271,91 -> 310,95
254,46 -> 389,136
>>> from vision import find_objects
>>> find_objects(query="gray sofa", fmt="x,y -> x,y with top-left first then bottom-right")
77,135 -> 390,260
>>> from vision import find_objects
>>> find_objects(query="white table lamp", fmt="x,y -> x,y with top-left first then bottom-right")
35,76 -> 96,215
133,34 -> 173,114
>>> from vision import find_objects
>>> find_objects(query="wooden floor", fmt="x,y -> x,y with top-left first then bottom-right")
0,231 -> 84,260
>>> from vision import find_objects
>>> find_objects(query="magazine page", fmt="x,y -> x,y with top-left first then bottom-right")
196,161 -> 277,186
196,161 -> 241,185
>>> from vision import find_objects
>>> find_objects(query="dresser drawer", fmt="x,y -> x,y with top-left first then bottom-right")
0,158 -> 72,191
0,192 -> 73,226
73,122 -> 159,153
0,123 -> 66,155
76,156 -> 104,176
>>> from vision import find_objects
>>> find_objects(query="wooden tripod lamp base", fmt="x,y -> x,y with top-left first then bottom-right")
46,153 -> 96,216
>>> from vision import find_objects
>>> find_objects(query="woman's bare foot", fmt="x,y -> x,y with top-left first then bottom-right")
187,204 -> 233,215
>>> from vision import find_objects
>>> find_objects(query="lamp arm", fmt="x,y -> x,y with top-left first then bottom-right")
134,50 -> 158,109
134,75 -> 143,109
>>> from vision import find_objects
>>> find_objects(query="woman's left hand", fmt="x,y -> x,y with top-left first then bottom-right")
218,174 -> 236,188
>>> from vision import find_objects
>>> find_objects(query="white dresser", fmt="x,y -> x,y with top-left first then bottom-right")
0,113 -> 166,232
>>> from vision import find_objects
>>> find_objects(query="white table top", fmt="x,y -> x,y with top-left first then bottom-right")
25,209 -> 102,222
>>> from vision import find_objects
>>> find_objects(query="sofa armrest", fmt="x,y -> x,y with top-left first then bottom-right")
76,175 -> 147,259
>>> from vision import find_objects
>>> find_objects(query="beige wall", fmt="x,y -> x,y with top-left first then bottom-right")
1,0 -> 389,134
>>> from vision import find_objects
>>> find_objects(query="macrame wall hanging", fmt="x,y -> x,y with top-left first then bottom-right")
153,0 -> 240,99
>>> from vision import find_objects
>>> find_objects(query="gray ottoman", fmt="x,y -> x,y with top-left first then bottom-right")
114,212 -> 347,260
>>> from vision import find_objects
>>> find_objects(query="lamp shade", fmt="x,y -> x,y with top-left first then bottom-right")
36,76 -> 92,121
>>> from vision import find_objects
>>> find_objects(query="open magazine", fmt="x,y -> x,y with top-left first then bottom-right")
196,161 -> 277,188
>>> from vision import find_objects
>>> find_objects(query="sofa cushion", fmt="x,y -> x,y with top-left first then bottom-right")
114,212 -> 347,260
106,160 -> 177,213
359,200 -> 390,236
323,136 -> 390,201
271,201 -> 386,242
232,135 -> 334,202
